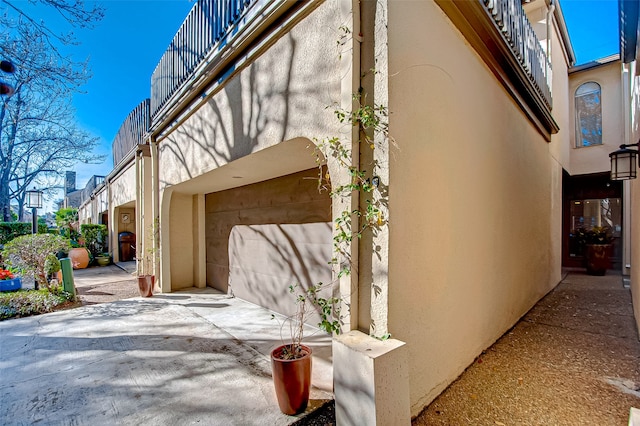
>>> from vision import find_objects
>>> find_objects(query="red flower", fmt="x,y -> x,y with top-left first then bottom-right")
0,269 -> 15,280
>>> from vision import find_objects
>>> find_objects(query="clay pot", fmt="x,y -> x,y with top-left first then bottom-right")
137,275 -> 154,297
585,244 -> 612,276
69,248 -> 90,269
271,344 -> 312,415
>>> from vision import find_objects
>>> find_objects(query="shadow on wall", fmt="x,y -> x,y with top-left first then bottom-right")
159,33 -> 300,185
228,223 -> 333,324
158,27 -> 336,188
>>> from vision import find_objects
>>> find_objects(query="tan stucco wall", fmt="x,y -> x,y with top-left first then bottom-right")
386,1 -> 562,414
156,1 -> 343,193
109,163 -> 137,262
168,192 -> 194,289
155,0 -> 347,293
632,191 -> 639,334
628,65 -> 640,336
110,164 -> 137,207
569,61 -> 624,175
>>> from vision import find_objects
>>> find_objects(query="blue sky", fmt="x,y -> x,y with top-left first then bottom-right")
561,0 -> 619,64
66,0 -> 194,192
8,0 -> 621,212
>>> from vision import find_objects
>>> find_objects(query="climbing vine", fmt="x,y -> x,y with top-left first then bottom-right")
309,88 -> 391,335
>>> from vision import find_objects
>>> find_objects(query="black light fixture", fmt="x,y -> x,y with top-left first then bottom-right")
609,142 -> 640,180
25,189 -> 43,234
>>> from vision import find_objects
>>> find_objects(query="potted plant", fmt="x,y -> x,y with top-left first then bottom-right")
0,268 -> 21,292
136,255 -> 154,297
95,253 -> 111,267
80,224 -> 108,266
68,243 -> 90,270
270,284 -> 340,415
582,226 -> 615,276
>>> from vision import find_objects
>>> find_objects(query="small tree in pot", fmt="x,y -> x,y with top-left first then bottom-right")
580,226 -> 615,276
271,283 -> 339,415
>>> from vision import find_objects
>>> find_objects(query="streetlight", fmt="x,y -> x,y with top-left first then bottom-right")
25,189 -> 43,234
609,141 -> 640,180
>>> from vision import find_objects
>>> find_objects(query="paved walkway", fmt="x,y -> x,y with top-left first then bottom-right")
3,268 -> 638,425
413,271 -> 640,425
0,267 -> 333,425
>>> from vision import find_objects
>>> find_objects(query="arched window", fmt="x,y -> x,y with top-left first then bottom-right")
575,82 -> 602,147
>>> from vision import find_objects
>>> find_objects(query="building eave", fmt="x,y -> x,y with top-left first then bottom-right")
620,0 -> 640,63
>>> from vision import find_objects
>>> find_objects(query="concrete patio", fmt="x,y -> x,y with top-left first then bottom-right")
0,267 -> 333,425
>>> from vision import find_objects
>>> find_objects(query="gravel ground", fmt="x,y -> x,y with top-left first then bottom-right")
413,271 -> 640,426
294,401 -> 335,426
72,264 -> 139,305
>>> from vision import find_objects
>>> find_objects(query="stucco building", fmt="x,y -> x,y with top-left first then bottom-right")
77,0 -> 640,422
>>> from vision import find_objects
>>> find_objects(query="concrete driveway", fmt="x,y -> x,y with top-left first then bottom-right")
0,273 -> 333,425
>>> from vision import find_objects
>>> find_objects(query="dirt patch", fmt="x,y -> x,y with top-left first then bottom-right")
76,278 -> 139,305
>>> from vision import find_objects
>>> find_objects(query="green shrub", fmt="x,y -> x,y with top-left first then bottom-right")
0,222 -> 31,245
80,224 -> 108,258
0,222 -> 50,245
2,234 -> 70,290
55,208 -> 79,241
0,288 -> 74,320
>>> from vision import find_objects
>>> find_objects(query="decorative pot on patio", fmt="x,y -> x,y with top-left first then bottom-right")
137,275 -> 154,297
271,344 -> 312,415
96,256 -> 110,267
69,247 -> 90,270
585,244 -> 612,276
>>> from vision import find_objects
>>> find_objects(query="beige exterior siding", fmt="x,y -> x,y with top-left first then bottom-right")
386,0 -> 563,413
627,62 -> 640,335
569,61 -> 624,175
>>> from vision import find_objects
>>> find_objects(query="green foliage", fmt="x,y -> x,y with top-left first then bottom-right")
44,254 -> 61,275
0,222 -> 32,245
55,208 -> 79,240
80,224 -> 108,258
0,288 -> 75,320
274,283 -> 342,359
2,234 -> 70,290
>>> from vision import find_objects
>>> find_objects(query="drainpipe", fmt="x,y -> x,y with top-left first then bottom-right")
338,0 -> 361,332
149,135 -> 161,291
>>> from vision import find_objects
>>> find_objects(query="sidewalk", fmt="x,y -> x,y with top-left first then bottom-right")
413,271 -> 640,425
0,267 -> 333,425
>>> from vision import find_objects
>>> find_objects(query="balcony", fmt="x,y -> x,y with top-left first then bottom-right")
481,0 -> 552,108
112,99 -> 150,167
151,0 -> 282,121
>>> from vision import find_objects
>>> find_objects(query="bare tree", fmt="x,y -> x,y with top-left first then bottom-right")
0,1 -> 104,221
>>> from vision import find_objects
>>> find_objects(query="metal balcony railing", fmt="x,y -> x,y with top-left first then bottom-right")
150,0 -> 261,119
112,99 -> 150,167
481,0 -> 553,108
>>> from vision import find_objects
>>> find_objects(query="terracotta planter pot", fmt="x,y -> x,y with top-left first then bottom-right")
137,275 -> 154,297
585,244 -> 612,276
271,344 -> 312,415
69,248 -> 90,269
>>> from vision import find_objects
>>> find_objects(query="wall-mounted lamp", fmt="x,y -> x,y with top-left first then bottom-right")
25,189 -> 43,234
609,142 -> 640,180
